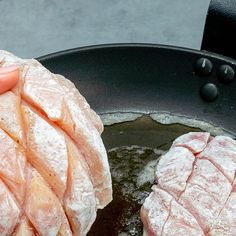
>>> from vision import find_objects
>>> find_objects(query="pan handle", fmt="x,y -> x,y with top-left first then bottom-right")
201,0 -> 236,59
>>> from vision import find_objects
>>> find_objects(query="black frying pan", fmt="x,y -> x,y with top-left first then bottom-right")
37,44 -> 236,235
36,1 -> 236,235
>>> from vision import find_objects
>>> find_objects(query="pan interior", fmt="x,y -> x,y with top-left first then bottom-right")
88,114 -> 233,236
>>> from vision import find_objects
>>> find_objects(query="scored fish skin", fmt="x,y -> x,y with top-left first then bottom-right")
21,59 -> 103,135
140,186 -> 172,236
61,97 -> 112,208
64,139 -> 97,236
210,197 -> 236,236
0,92 -> 25,145
209,180 -> 236,235
142,132 -> 236,236
0,128 -> 26,204
0,50 -> 112,235
0,51 -> 112,209
162,193 -> 204,236
22,61 -> 111,208
171,132 -> 210,154
0,48 -> 103,138
179,159 -> 231,232
140,186 -> 204,236
21,104 -> 69,200
198,136 -> 236,183
54,74 -> 104,134
155,146 -> 195,199
24,168 -> 72,236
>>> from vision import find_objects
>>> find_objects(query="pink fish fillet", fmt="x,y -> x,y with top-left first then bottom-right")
0,50 -> 111,209
0,50 -> 112,235
141,132 -> 236,236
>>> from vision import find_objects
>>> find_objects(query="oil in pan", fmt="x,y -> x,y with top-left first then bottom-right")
88,113 -> 232,236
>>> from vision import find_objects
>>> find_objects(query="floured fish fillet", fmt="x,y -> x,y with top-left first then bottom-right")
0,50 -> 112,236
141,132 -> 236,236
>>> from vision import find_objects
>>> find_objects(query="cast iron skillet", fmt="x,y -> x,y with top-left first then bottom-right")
38,43 -> 236,134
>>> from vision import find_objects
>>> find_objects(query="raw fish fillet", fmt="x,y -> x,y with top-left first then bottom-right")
141,132 -> 236,236
0,50 -> 112,236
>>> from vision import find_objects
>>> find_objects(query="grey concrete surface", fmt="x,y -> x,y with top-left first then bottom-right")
0,0 -> 210,58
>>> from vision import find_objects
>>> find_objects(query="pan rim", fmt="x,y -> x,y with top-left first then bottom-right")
37,43 -> 236,65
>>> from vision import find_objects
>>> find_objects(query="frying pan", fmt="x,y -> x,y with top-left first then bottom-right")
37,1 -> 236,235
37,44 -> 236,235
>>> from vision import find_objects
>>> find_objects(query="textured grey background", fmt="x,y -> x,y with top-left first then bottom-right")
0,0 -> 210,58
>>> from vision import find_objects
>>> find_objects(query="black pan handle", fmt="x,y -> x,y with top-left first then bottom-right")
201,0 -> 236,59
